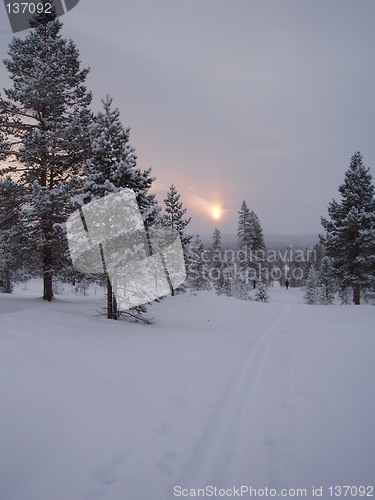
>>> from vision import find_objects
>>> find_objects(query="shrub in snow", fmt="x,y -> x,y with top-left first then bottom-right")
254,279 -> 269,303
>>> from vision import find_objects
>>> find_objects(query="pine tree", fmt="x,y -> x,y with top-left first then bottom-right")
249,209 -> 265,252
236,201 -> 266,298
303,261 -> 335,305
188,236 -> 209,290
236,201 -> 252,298
249,209 -> 268,284
321,152 -> 375,304
319,256 -> 335,305
304,265 -> 322,305
237,201 -> 252,252
0,14 -> 92,301
211,227 -> 231,295
162,185 -> 191,248
211,227 -> 222,294
80,95 -> 159,320
159,184 -> 191,294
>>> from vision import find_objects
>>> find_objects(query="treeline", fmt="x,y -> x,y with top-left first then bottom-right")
186,152 -> 375,306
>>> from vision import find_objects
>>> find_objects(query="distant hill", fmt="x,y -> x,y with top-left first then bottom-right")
264,233 -> 319,249
199,233 -> 319,249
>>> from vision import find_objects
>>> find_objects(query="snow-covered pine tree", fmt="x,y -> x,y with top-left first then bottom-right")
237,201 -> 252,252
236,201 -> 253,298
211,227 -> 231,295
188,236 -> 209,291
159,184 -> 192,294
248,208 -> 268,283
212,227 -> 221,255
236,202 -> 266,297
0,12 -> 92,301
248,209 -> 265,252
304,265 -> 321,304
319,256 -> 335,305
80,95 -> 159,320
313,241 -> 326,270
162,185 -> 191,249
321,152 -> 375,305
211,227 -> 222,294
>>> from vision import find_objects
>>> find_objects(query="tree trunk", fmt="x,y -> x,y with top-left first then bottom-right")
4,266 -> 12,294
353,284 -> 360,305
43,246 -> 53,302
112,293 -> 118,320
107,274 -> 113,319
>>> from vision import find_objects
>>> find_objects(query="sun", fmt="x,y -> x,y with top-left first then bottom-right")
211,206 -> 221,220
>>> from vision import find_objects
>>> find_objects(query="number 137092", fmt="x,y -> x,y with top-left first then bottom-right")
5,3 -> 52,14
328,485 -> 374,497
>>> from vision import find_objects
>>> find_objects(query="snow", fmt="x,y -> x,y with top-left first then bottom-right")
0,284 -> 374,499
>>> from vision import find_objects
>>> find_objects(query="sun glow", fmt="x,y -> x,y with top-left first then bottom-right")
211,206 -> 221,220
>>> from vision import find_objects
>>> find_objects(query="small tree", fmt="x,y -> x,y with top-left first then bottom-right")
321,152 -> 375,304
160,184 -> 191,294
319,256 -> 335,305
304,265 -> 323,305
162,185 -> 191,249
254,279 -> 269,302
211,227 -> 231,296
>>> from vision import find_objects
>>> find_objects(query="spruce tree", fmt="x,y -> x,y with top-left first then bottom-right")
162,185 -> 191,249
319,256 -> 335,305
321,152 -> 375,304
211,227 -> 222,293
159,185 -> 191,294
0,14 -> 92,301
237,201 -> 252,252
188,236 -> 209,291
211,227 -> 231,295
236,201 -> 266,297
304,265 -> 322,305
79,95 -> 158,320
249,209 -> 265,252
236,201 -> 252,298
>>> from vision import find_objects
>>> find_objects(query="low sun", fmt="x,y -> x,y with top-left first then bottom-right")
211,206 -> 221,220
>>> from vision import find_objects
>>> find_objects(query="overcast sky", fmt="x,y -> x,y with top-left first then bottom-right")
1,0 -> 375,237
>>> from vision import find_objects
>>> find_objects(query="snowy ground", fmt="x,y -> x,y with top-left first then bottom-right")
0,283 -> 374,499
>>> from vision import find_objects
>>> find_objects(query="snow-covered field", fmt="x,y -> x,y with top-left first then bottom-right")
0,284 -> 374,500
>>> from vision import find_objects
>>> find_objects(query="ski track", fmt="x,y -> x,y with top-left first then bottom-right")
172,298 -> 293,489
89,296 -> 294,499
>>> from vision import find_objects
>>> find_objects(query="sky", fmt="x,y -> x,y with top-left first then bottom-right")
1,0 -> 375,237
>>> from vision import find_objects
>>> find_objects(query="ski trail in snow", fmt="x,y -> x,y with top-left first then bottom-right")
174,300 -> 292,488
